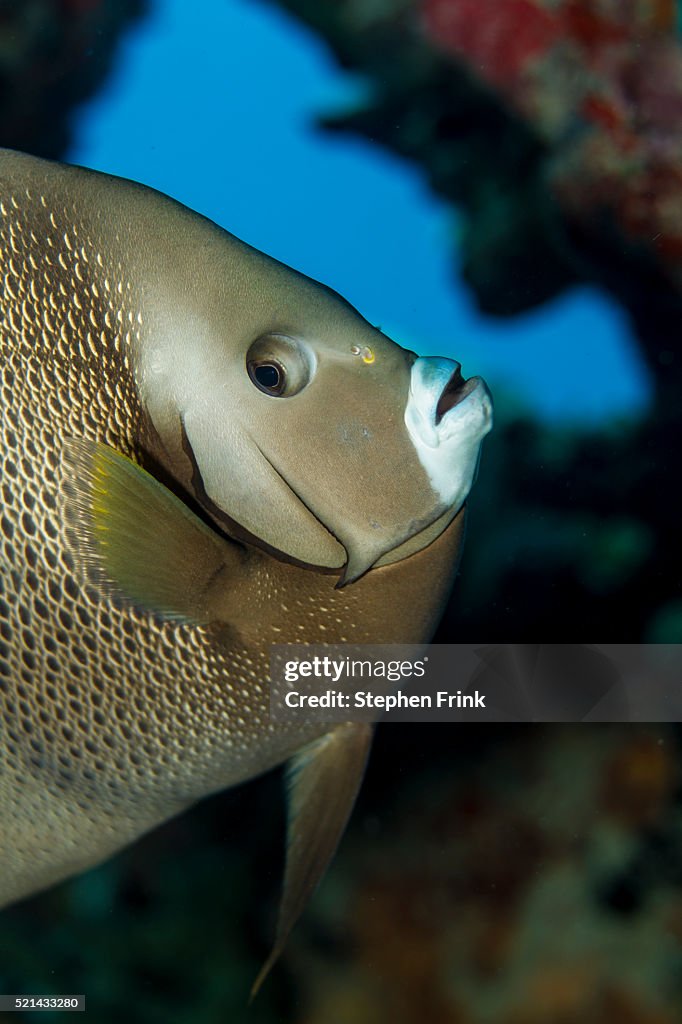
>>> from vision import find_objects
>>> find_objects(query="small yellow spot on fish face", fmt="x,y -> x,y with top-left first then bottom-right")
350,344 -> 375,364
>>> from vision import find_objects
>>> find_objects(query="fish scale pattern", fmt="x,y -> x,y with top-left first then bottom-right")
0,183 -> 288,905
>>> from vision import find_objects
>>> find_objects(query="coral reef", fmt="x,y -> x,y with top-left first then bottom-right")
0,0 -> 146,159
422,0 -> 682,292
286,726 -> 682,1023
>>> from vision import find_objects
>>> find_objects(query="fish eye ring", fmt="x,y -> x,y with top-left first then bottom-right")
246,334 -> 314,398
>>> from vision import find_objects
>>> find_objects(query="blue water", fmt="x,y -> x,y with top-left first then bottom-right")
69,0 -> 650,424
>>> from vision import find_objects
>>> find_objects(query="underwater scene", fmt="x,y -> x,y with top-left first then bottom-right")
0,0 -> 682,1021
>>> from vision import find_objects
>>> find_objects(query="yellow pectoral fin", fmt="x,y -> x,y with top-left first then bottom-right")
252,723 -> 373,997
62,438 -> 239,623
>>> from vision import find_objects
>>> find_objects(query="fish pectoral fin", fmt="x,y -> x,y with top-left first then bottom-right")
252,723 -> 373,998
62,437 -> 239,623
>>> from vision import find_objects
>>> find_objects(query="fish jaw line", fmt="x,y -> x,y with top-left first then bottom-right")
404,356 -> 493,509
340,358 -> 492,585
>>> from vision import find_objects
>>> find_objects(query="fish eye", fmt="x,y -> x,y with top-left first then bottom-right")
246,334 -> 313,398
249,360 -> 285,396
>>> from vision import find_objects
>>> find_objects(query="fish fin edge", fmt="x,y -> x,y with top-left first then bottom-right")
61,436 -> 237,623
251,722 -> 373,999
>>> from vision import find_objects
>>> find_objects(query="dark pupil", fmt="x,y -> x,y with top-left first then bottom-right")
255,363 -> 281,391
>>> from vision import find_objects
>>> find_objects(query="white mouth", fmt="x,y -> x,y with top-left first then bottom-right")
404,357 -> 493,507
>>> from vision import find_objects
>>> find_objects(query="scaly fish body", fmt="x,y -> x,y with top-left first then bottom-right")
0,149 -> 490,974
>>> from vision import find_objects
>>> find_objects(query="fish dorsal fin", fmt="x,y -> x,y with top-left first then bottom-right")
252,723 -> 373,997
62,438 -> 238,623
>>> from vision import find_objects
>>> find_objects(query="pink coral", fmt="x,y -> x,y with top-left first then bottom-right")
419,0 -> 682,290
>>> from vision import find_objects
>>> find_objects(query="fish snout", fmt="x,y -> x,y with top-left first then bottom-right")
404,356 -> 493,506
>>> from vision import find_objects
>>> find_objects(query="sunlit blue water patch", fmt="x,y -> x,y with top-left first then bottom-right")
69,0 -> 651,425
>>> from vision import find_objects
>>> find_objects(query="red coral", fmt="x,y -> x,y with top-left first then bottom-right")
421,0 -> 561,89
563,1 -> 629,52
581,93 -> 629,135
421,0 -> 682,286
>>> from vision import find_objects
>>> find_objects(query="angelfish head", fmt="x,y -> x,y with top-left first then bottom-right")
141,247 -> 492,584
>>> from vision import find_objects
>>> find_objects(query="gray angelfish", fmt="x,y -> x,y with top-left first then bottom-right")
0,149 -> 492,987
